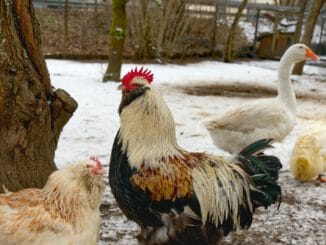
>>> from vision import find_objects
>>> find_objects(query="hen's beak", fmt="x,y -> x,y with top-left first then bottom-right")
305,48 -> 319,61
117,84 -> 124,90
97,168 -> 107,175
92,167 -> 107,175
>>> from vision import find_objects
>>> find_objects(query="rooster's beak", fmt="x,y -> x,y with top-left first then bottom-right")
117,84 -> 124,90
305,48 -> 319,61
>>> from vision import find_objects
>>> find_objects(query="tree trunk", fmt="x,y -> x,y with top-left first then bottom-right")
103,0 -> 129,82
63,0 -> 69,56
135,0 -> 151,59
293,0 -> 308,42
224,0 -> 248,62
292,0 -> 325,75
0,1 -> 77,192
271,14 -> 279,58
210,0 -> 219,55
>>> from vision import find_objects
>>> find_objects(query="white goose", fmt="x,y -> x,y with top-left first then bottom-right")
204,44 -> 319,154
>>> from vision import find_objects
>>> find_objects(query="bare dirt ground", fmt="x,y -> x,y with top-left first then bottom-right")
97,84 -> 326,245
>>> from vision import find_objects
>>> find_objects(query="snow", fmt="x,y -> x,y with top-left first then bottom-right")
50,59 -> 325,168
48,59 -> 326,245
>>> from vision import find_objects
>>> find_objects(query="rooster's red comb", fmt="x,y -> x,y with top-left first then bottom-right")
121,67 -> 153,86
90,156 -> 103,169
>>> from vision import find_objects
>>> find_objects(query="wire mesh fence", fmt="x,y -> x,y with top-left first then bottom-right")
33,0 -> 326,60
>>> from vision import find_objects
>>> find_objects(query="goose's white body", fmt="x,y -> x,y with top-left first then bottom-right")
205,44 -> 317,154
290,121 -> 326,181
205,97 -> 295,153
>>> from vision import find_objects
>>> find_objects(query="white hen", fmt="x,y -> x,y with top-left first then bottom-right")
0,157 -> 106,245
204,44 -> 319,154
290,120 -> 326,182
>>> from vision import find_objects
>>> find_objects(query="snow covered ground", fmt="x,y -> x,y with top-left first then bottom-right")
48,59 -> 326,245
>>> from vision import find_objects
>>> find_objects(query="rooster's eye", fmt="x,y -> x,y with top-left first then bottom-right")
127,83 -> 139,92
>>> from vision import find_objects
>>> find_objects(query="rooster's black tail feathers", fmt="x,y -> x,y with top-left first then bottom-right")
237,138 -> 282,209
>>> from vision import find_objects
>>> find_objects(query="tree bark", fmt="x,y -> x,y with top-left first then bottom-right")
293,0 -> 308,42
0,1 -> 77,192
224,0 -> 248,62
292,0 -> 325,75
210,0 -> 219,55
63,0 -> 69,56
271,14 -> 279,58
103,0 -> 129,82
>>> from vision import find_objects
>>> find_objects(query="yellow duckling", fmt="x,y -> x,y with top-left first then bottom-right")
290,121 -> 326,182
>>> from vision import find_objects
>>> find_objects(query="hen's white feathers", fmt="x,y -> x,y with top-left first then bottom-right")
0,159 -> 105,245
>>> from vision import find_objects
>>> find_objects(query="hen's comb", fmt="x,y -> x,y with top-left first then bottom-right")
90,156 -> 103,169
121,67 -> 153,86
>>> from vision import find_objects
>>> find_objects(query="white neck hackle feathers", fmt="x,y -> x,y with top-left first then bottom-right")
119,79 -> 184,169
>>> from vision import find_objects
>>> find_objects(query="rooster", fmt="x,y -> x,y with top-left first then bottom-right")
109,68 -> 282,244
0,157 -> 105,245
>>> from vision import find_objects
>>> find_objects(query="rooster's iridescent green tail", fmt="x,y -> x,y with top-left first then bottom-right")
237,138 -> 282,209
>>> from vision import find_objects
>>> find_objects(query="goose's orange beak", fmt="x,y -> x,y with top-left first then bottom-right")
305,48 -> 319,61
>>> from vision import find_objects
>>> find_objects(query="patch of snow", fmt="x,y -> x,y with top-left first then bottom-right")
48,58 -> 325,168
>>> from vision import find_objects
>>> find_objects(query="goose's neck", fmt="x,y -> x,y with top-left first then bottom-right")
277,54 -> 297,114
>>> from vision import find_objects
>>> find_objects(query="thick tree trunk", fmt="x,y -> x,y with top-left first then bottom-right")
103,0 -> 128,82
292,0 -> 325,75
224,0 -> 248,62
0,1 -> 77,192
